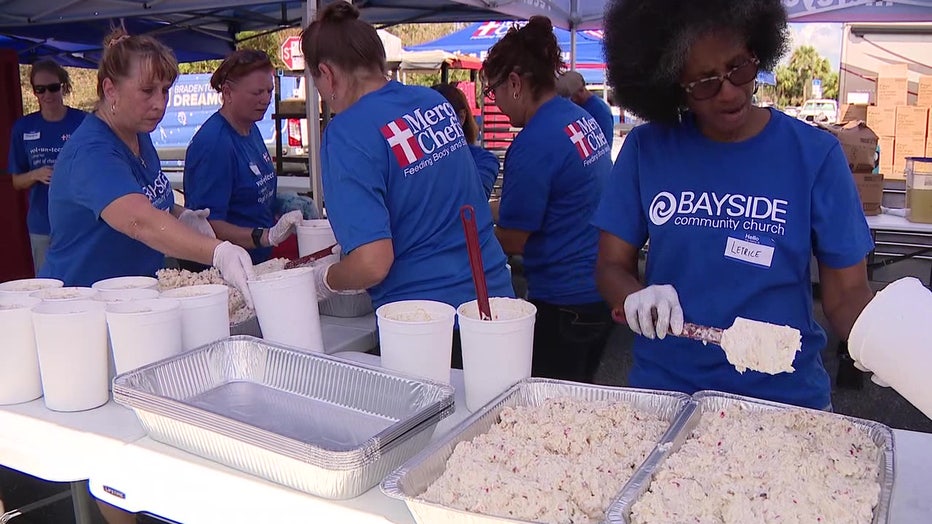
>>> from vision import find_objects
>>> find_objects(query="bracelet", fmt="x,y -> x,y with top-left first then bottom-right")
251,228 -> 264,248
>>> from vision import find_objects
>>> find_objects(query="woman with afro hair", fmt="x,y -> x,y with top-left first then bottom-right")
593,0 -> 874,410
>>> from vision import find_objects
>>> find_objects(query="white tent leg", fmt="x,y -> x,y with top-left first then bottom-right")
305,0 -> 324,217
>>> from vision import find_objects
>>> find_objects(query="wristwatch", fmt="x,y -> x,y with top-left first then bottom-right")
251,228 -> 264,248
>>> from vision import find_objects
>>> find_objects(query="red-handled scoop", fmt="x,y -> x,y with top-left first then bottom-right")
611,307 -> 723,344
460,205 -> 492,321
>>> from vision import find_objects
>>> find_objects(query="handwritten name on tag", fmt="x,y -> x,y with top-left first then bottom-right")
724,235 -> 774,268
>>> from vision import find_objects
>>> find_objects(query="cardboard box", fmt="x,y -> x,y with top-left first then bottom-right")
894,136 -> 926,176
895,106 -> 929,139
878,77 -> 909,106
854,172 -> 884,216
919,76 -> 932,107
867,106 -> 897,137
819,121 -> 879,172
838,104 -> 868,123
879,63 -> 910,78
878,136 -> 896,169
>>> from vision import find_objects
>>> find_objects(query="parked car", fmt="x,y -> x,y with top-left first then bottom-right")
152,73 -> 309,174
797,99 -> 838,124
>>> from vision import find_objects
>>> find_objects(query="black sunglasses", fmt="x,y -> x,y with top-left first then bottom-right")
33,83 -> 63,94
482,78 -> 506,101
682,57 -> 760,101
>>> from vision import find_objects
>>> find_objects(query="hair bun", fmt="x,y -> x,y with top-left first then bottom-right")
527,16 -> 553,32
104,27 -> 131,48
320,1 -> 360,23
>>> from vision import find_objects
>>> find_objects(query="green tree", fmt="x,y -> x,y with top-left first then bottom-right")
775,45 -> 837,107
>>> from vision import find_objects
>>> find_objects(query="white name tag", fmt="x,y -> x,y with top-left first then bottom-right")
23,131 -> 40,140
724,235 -> 775,268
249,163 -> 261,176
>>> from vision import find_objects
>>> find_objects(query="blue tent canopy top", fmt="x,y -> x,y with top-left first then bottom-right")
407,21 -> 776,86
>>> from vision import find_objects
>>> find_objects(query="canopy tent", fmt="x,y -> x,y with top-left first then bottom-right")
0,1 -> 518,220
406,20 -> 607,84
0,1 -> 515,32
449,0 -> 932,31
2,18 -> 236,66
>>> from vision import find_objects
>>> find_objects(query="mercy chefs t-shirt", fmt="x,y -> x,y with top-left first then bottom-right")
321,81 -> 513,309
581,95 -> 614,150
41,114 -> 174,286
7,108 -> 87,234
591,109 -> 873,409
184,112 -> 277,264
498,96 -> 612,305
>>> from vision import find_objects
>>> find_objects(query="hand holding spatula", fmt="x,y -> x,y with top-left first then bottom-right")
612,287 -> 801,375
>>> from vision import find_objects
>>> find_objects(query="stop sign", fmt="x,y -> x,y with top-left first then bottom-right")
280,35 -> 304,70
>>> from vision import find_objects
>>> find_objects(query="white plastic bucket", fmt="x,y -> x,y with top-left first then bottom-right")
247,267 -> 324,352
849,277 -> 932,418
94,288 -> 161,303
0,295 -> 43,405
296,219 -> 338,264
160,284 -> 230,350
31,286 -> 98,302
93,287 -> 161,388
92,275 -> 159,292
376,300 -> 456,384
106,299 -> 183,374
458,298 -> 537,411
0,278 -> 63,296
31,300 -> 109,412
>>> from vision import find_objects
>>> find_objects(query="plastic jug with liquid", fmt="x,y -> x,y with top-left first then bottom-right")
905,157 -> 932,224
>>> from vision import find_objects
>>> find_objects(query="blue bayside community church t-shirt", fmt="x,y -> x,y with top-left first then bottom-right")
41,114 -> 174,286
591,109 -> 873,409
321,81 -> 513,309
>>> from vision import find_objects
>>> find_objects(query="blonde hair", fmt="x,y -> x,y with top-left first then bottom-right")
97,28 -> 179,100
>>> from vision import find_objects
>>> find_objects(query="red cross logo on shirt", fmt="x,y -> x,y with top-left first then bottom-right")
381,118 -> 424,167
473,21 -> 502,38
565,123 -> 592,159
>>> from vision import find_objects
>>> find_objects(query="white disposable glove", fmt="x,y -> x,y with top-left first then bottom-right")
268,210 -> 303,247
623,284 -> 685,340
212,241 -> 256,309
178,208 -> 216,238
312,261 -> 365,302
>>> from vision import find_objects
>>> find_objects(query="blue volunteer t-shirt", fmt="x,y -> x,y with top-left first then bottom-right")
41,114 -> 174,286
184,112 -> 277,264
591,109 -> 873,409
468,144 -> 499,199
321,81 -> 513,309
499,96 -> 611,305
581,95 -> 614,150
7,108 -> 87,235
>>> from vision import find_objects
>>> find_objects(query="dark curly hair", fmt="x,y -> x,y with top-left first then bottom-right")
482,16 -> 563,100
603,0 -> 788,124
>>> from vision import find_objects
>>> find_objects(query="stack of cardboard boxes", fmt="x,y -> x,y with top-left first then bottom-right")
865,63 -> 931,179
821,121 -> 883,216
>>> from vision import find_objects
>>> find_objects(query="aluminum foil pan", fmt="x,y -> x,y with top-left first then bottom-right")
113,336 -> 455,498
381,378 -> 694,524
608,390 -> 895,524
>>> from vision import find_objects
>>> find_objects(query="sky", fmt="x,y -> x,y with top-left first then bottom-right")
787,23 -> 843,69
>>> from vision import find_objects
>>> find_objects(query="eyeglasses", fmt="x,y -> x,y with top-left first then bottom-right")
33,83 -> 63,94
681,57 -> 760,101
482,78 -> 505,101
